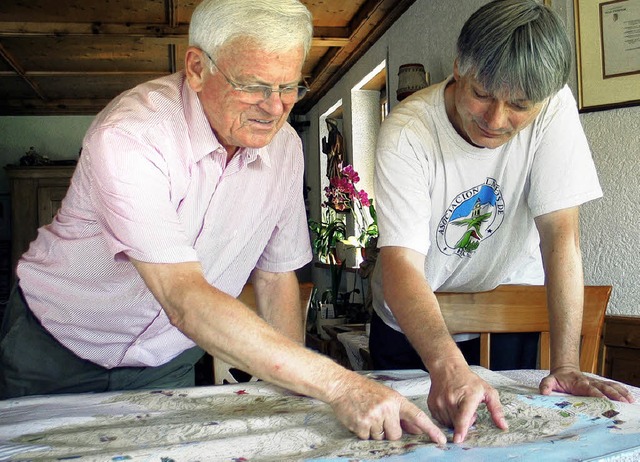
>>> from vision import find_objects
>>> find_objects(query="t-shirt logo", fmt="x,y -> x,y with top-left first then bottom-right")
436,178 -> 505,257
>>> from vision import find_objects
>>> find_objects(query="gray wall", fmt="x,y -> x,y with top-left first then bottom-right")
0,116 -> 93,192
303,0 -> 640,316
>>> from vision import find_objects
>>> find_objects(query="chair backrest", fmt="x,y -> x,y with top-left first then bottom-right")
436,285 -> 611,373
213,282 -> 315,385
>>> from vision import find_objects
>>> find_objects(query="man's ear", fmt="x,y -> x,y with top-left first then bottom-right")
185,47 -> 207,92
452,59 -> 460,81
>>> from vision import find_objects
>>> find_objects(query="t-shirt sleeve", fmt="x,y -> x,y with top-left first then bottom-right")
527,86 -> 603,217
374,116 -> 433,255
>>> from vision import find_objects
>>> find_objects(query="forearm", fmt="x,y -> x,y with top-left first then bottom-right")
188,289 -> 359,401
380,247 -> 466,374
536,208 -> 584,370
543,248 -> 584,369
251,269 -> 304,343
131,259 -> 351,402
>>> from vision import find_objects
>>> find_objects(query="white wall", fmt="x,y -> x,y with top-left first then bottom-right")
580,107 -> 640,316
304,0 -> 640,317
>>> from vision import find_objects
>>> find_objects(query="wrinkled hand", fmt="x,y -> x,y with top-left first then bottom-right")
540,366 -> 635,403
428,365 -> 508,443
328,374 -> 447,444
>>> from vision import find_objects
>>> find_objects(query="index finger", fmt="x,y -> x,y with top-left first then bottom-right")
452,388 -> 507,444
399,401 -> 447,445
451,396 -> 479,444
484,388 -> 508,430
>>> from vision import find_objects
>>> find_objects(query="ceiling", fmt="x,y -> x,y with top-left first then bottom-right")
0,0 -> 416,117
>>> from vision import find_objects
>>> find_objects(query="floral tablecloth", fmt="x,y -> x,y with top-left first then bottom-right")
2,367 -> 640,461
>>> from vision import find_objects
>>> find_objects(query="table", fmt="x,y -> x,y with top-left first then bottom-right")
321,323 -> 370,371
2,367 -> 640,461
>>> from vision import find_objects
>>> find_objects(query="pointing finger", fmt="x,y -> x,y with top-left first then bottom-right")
400,401 -> 447,445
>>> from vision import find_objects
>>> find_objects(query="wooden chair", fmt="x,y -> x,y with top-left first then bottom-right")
212,282 -> 315,385
436,285 -> 611,373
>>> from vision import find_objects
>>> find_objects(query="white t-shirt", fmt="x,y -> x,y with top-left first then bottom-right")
371,77 -> 602,332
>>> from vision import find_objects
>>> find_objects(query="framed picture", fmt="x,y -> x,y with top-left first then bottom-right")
574,0 -> 640,112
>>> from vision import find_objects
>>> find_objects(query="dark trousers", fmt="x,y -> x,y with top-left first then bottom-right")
0,284 -> 205,400
369,310 -> 538,371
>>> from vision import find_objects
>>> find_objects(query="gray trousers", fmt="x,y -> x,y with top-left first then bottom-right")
0,284 -> 205,399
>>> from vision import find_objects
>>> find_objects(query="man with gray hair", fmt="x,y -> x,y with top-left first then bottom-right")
0,0 -> 447,443
370,0 -> 633,444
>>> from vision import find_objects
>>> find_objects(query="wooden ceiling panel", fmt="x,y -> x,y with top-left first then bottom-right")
301,0 -> 368,28
34,75 -> 163,99
1,37 -> 174,73
0,0 -> 417,116
0,76 -> 38,99
302,46 -> 329,81
0,0 -> 168,24
174,42 -> 189,71
175,1 -> 199,23
0,57 -> 11,72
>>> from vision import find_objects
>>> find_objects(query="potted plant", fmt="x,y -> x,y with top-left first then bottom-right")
308,208 -> 347,266
308,208 -> 347,309
309,164 -> 379,328
323,164 -> 378,256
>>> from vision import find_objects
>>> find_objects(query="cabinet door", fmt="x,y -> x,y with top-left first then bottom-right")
5,165 -> 75,290
37,186 -> 68,227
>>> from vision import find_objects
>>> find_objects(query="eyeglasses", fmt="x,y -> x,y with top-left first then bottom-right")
203,50 -> 308,104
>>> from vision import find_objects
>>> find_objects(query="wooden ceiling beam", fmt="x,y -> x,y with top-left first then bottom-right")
294,0 -> 417,114
166,0 -> 179,28
168,44 -> 177,74
0,21 -> 189,37
311,37 -> 350,48
299,0 -> 391,102
0,0 -> 414,116
0,71 -> 168,77
0,42 -> 47,101
0,98 -> 112,115
0,21 -> 349,47
311,26 -> 350,47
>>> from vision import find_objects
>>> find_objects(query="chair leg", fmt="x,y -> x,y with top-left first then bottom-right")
480,333 -> 491,369
539,332 -> 551,370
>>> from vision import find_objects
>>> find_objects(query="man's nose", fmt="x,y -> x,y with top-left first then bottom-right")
258,91 -> 286,114
483,101 -> 508,129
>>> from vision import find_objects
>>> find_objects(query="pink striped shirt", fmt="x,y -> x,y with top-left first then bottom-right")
17,72 -> 312,368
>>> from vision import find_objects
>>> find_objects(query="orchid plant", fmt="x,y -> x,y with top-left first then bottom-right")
308,164 -> 378,312
322,164 -> 378,250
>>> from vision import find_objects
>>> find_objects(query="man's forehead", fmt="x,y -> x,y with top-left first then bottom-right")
469,75 -> 530,103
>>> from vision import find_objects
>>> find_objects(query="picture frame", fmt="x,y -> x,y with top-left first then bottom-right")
574,0 -> 640,112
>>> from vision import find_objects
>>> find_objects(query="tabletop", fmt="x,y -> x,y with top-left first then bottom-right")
2,367 -> 640,461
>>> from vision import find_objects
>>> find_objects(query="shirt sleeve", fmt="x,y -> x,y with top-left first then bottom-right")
255,130 -> 313,272
527,86 -> 603,217
85,126 -> 198,264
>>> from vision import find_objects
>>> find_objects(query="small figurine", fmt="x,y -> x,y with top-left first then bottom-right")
321,118 -> 344,181
19,146 -> 50,166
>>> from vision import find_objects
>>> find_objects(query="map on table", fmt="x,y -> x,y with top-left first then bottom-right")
1,367 -> 640,461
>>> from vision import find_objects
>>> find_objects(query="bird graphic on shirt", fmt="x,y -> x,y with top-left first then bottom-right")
451,200 -> 492,254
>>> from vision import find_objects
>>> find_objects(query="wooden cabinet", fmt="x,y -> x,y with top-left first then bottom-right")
5,165 -> 76,279
602,315 -> 640,387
